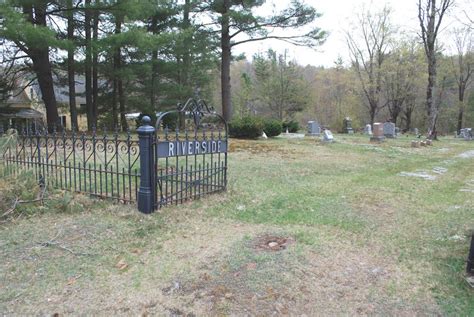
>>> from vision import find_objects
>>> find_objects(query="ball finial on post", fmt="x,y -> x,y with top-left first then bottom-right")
141,115 -> 151,126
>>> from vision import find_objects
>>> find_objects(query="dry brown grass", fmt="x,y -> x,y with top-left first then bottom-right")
1,135 -> 474,315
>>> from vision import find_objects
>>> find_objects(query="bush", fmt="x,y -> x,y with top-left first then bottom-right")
229,116 -> 264,139
282,120 -> 300,133
160,112 -> 178,131
263,119 -> 282,137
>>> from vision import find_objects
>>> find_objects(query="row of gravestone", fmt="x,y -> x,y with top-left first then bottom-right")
307,120 -> 404,141
458,128 -> 473,140
307,121 -> 334,142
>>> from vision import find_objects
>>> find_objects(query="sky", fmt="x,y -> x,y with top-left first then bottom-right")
232,0 -> 473,68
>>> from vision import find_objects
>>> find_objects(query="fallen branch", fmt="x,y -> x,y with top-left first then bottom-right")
1,183 -> 47,218
1,198 -> 19,218
37,241 -> 96,257
36,230 -> 96,257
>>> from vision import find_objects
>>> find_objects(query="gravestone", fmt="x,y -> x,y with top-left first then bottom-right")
343,117 -> 354,134
395,127 -> 400,136
306,121 -> 321,136
364,124 -> 373,135
323,129 -> 334,143
412,128 -> 419,136
370,123 -> 385,142
411,140 -> 420,148
464,128 -> 473,141
383,122 -> 396,138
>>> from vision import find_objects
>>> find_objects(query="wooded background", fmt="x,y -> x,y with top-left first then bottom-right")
0,0 -> 472,134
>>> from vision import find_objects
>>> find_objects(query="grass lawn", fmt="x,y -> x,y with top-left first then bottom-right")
1,134 -> 473,315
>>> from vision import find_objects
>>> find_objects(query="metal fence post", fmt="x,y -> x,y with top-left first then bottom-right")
137,116 -> 155,213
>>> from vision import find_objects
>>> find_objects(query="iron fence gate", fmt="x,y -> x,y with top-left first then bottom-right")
153,98 -> 228,209
0,98 -> 227,213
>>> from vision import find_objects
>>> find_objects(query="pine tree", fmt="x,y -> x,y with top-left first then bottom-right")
198,0 -> 326,121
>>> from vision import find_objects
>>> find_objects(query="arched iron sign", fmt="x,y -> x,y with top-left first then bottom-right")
154,98 -> 228,209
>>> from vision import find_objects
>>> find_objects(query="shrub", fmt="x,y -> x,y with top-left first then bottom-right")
160,112 -> 178,131
263,119 -> 282,137
282,120 -> 300,133
229,116 -> 264,139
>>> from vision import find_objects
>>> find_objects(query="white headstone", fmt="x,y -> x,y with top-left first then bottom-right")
323,129 -> 334,142
364,124 -> 372,135
464,128 -> 472,141
262,131 -> 268,139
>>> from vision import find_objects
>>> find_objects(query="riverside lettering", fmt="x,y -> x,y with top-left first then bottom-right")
157,139 -> 227,158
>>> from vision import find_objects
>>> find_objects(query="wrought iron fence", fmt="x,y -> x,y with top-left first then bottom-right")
0,127 -> 140,203
0,98 -> 228,212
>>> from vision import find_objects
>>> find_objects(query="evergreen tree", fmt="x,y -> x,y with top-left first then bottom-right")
198,0 -> 326,121
0,1 -> 67,129
253,50 -> 310,121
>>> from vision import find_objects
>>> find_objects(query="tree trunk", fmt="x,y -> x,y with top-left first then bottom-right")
182,0 -> 191,89
23,4 -> 60,131
392,112 -> 398,126
457,108 -> 463,135
67,0 -> 78,130
112,75 -> 118,129
220,0 -> 232,122
405,111 -> 412,131
119,79 -> 127,131
426,55 -> 437,134
32,52 -> 60,131
149,15 -> 158,110
114,13 -> 127,131
457,82 -> 466,134
369,101 -> 376,125
92,6 -> 99,123
85,0 -> 93,130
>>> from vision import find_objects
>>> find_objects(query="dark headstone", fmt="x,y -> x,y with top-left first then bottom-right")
307,121 -> 321,136
383,122 -> 396,138
343,117 -> 354,134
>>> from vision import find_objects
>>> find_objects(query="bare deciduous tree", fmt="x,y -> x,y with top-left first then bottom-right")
417,0 -> 453,138
346,6 -> 392,125
450,27 -> 473,134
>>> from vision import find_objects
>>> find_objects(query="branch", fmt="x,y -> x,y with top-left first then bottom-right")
231,34 -> 321,47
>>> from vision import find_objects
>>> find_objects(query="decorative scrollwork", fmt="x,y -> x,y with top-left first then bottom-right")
96,142 -> 105,153
178,98 -> 215,114
106,141 -> 116,154
84,140 -> 94,153
156,97 -> 227,134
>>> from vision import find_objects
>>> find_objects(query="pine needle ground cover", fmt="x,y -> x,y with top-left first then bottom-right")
1,135 -> 473,315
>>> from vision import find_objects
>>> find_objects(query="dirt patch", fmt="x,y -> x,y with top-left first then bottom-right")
228,139 -> 280,153
252,234 -> 295,251
160,233 -> 440,316
227,139 -> 307,158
